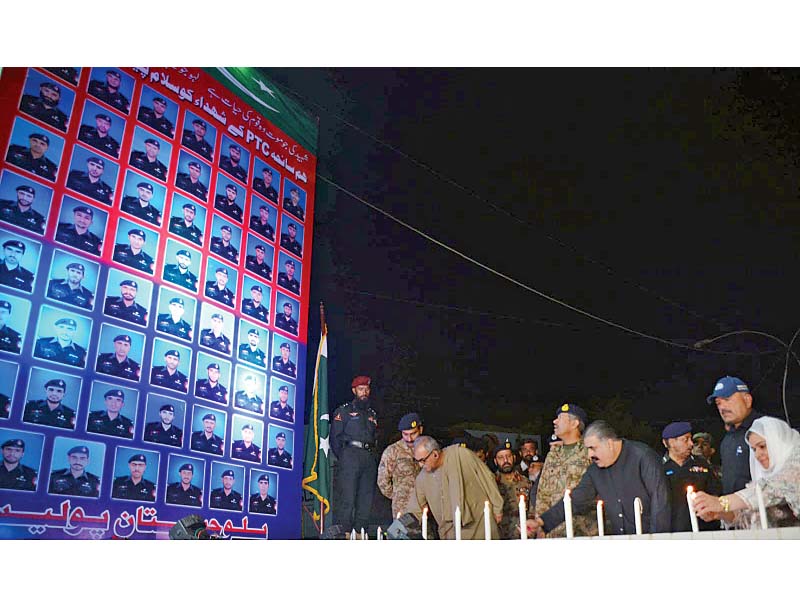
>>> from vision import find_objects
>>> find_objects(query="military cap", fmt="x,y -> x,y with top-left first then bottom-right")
73,205 -> 94,216
494,438 -> 514,458
215,267 -> 228,275
279,342 -> 290,349
211,313 -> 223,320
66,262 -> 84,272
2,240 -> 25,251
228,144 -> 241,151
397,412 -> 422,431
662,422 -> 692,440
45,379 -> 66,389
96,113 -> 112,122
188,161 -> 201,169
192,119 -> 206,126
153,96 -> 167,104
207,363 -> 221,370
528,454 -> 542,464
29,132 -> 49,143
251,285 -> 263,292
137,181 -> 153,191
41,81 -> 61,92
114,334 -> 132,343
128,228 -> 146,239
220,225 -> 232,233
179,463 -> 194,472
159,404 -> 175,412
706,375 -> 749,405
285,259 -> 295,267
202,413 -> 216,421
275,432 -> 286,439
351,375 -> 371,388
692,432 -> 715,445
222,469 -> 235,478
176,249 -> 191,258
258,473 -> 270,483
225,183 -> 237,192
128,453 -> 147,463
451,437 -> 467,448
282,302 -> 291,308
67,445 -> 89,456
15,185 -> 35,194
106,69 -> 121,76
86,156 -> 105,166
1,439 -> 24,449
55,317 -> 77,328
169,297 -> 184,305
119,279 -> 138,289
144,138 -> 160,148
182,203 -> 196,212
247,328 -> 259,336
259,203 -> 269,210
0,300 -> 10,311
241,423 -> 254,431
555,403 -> 588,425
278,385 -> 289,392
254,244 -> 266,251
287,222 -> 296,230
104,388 -> 125,399
164,349 -> 180,358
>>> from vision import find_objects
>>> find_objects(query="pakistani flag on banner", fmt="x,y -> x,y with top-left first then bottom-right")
302,321 -> 331,522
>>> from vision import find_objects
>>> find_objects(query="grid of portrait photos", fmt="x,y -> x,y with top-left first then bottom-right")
0,67 -> 315,539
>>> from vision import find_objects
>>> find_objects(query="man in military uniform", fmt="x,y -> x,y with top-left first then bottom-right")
78,112 -> 120,158
121,181 -> 162,226
280,222 -> 302,257
231,424 -> 261,463
331,375 -> 378,532
242,285 -> 269,324
113,229 -> 155,274
214,183 -> 244,222
181,119 -> 213,160
274,302 -> 298,336
692,431 -> 722,481
112,453 -> 156,502
190,413 -> 224,455
150,349 -> 189,393
210,225 -> 239,264
129,138 -> 167,181
95,334 -> 141,381
195,362 -> 228,405
66,155 -> 113,204
103,278 -> 148,325
0,439 -> 37,491
253,168 -> 278,203
0,184 -> 46,234
174,161 -> 208,201
143,404 -> 183,447
6,132 -> 58,181
156,297 -> 192,341
219,144 -> 247,183
34,317 -> 87,367
0,300 -> 22,353
277,258 -> 300,295
237,328 -> 266,367
249,473 -> 277,514
138,95 -> 174,137
494,439 -> 534,539
162,249 -> 198,292
283,188 -> 305,221
46,262 -> 94,310
45,67 -> 79,85
268,431 -> 293,469
23,378 -> 75,429
199,313 -> 232,354
271,342 -> 296,378
87,388 -> 134,438
20,80 -> 69,131
166,463 -> 202,506
249,204 -> 275,240
234,374 -> 264,414
56,204 -> 103,255
269,385 -> 295,423
0,240 -> 34,292
169,203 -> 203,245
245,245 -> 272,281
88,69 -> 130,114
210,469 -> 243,511
48,445 -> 100,497
205,267 -> 235,307
377,412 -> 423,518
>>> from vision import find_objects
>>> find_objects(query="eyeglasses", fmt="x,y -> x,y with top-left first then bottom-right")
416,450 -> 434,465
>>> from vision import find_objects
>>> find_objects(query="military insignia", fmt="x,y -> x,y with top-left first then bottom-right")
411,420 -> 417,427
561,403 -> 569,411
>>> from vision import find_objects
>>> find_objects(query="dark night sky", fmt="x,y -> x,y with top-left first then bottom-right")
261,68 -> 800,443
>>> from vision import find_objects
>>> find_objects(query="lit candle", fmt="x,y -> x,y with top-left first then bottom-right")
455,505 -> 462,540
350,528 -> 357,541
422,506 -> 428,540
396,512 -> 401,520
634,497 -> 643,535
756,482 -> 769,530
564,489 -> 574,538
686,486 -> 699,533
484,500 -> 491,540
519,495 -> 527,540
377,526 -> 382,540
596,500 -> 604,537
361,527 -> 366,540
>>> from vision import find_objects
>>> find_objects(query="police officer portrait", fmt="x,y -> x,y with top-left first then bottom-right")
119,171 -> 165,227
274,293 -> 300,337
149,340 -> 191,394
165,455 -> 204,508
55,200 -> 107,256
161,242 -> 199,293
5,117 -> 65,182
209,216 -> 241,265
209,463 -> 245,512
18,69 -> 75,133
267,426 -> 294,470
277,253 -> 301,296
94,324 -> 145,383
111,222 -> 157,275
244,235 -> 274,282
86,382 -> 138,439
230,415 -> 263,464
180,111 -> 216,162
197,307 -> 234,356
78,100 -> 124,159
248,201 -> 276,242
194,353 -> 231,406
282,180 -> 307,222
218,137 -> 250,184
0,170 -> 52,236
47,438 -> 105,498
168,198 -> 205,247
204,262 -> 236,309
0,430 -> 44,492
268,379 -> 296,424
213,175 -> 244,223
46,250 -> 98,311
0,235 -> 40,293
32,306 -> 92,369
0,293 -> 31,355
271,336 -> 297,379
279,218 -> 304,258
22,367 -> 81,430
232,367 -> 266,416
142,395 -> 185,448
174,151 -> 210,202
241,279 -> 269,325
248,470 -> 278,515
236,324 -> 268,369
65,148 -> 117,206
128,128 -> 171,182
154,290 -> 195,342
87,68 -> 133,115
103,269 -> 152,327
252,158 -> 280,205
189,407 -> 226,456
0,359 -> 20,419
44,67 -> 81,86
111,447 -> 159,503
137,86 -> 177,138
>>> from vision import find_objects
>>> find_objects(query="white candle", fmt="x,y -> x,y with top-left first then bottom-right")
396,512 -> 402,520
455,505 -> 462,540
686,486 -> 699,533
422,506 -> 428,540
377,526 -> 382,540
361,527 -> 367,540
756,482 -> 769,530
634,497 -> 643,535
564,489 -> 574,538
484,500 -> 491,540
519,495 -> 527,540
350,528 -> 357,541
596,500 -> 605,537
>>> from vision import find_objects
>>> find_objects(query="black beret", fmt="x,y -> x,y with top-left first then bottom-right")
397,412 -> 422,431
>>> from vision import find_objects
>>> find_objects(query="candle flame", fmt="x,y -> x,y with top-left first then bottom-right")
597,499 -> 603,506
686,485 -> 694,494
565,488 -> 571,498
520,494 -> 525,502
485,500 -> 489,507
423,506 -> 428,515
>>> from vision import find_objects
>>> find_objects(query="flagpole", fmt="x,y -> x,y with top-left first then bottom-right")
318,302 -> 327,535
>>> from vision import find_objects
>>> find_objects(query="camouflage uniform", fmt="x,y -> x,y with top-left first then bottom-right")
535,439 -> 597,538
377,439 -> 421,517
495,471 -> 533,539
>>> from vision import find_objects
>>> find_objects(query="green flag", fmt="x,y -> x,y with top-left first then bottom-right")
302,321 -> 331,524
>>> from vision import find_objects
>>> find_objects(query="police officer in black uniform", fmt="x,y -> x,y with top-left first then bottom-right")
48,445 -> 101,497
113,229 -> 155,274
56,204 -> 103,255
88,69 -> 130,113
150,349 -> 189,393
103,278 -> 148,325
156,297 -> 193,341
210,225 -> 239,263
238,329 -> 266,367
274,302 -> 298,336
219,144 -> 248,183
205,267 -> 235,307
0,300 -> 22,354
242,285 -> 269,324
138,96 -> 174,137
34,317 -> 87,367
0,439 -> 37,491
232,424 -> 261,463
163,249 -> 198,292
280,222 -> 303,257
270,385 -> 295,423
78,112 -> 120,158
121,181 -> 162,226
210,469 -> 243,510
166,463 -> 202,507
112,454 -> 156,502
0,240 -> 34,292
175,161 -> 208,201
245,245 -> 272,281
169,203 -> 203,245
215,183 -> 244,222
283,188 -> 305,221
249,474 -> 277,514
95,334 -> 141,381
234,375 -> 264,414
46,262 -> 94,310
23,378 -> 76,429
6,132 -> 58,181
195,362 -> 228,405
277,259 -> 300,295
181,119 -> 213,160
252,168 -> 278,203
268,432 -> 293,469
20,80 -> 69,131
191,413 -> 224,455
0,184 -> 46,234
199,313 -> 232,354
66,155 -> 113,204
143,404 -> 183,447
130,138 -> 168,181
271,342 -> 296,378
330,375 -> 378,533
249,204 -> 275,240
87,388 -> 134,438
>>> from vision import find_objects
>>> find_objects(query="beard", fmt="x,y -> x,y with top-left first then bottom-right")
498,464 -> 514,474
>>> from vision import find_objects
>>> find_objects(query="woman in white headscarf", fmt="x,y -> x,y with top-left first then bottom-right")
694,416 -> 800,528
